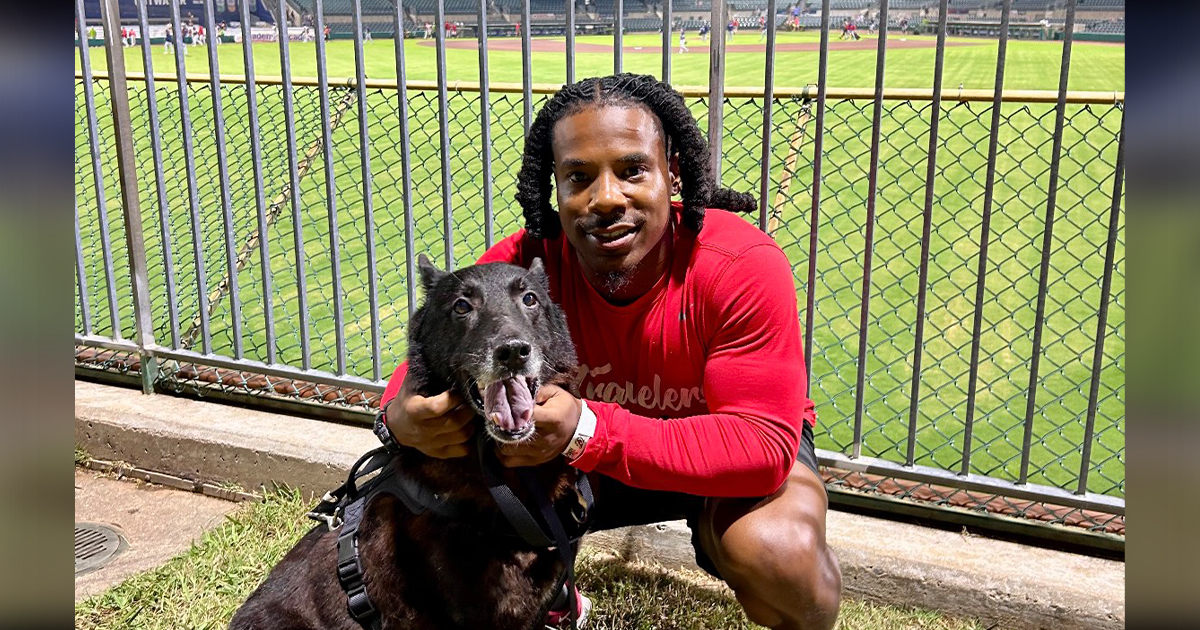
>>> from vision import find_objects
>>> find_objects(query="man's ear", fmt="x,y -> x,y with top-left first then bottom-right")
668,154 -> 681,196
417,254 -> 449,296
526,257 -> 550,290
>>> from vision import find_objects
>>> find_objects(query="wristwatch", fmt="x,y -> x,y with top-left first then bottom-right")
373,408 -> 402,454
562,401 -> 597,462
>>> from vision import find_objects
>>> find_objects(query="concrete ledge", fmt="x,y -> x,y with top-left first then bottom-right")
75,380 -> 378,495
75,381 -> 1124,629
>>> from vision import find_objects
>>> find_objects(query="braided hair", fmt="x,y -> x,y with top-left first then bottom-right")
515,73 -> 757,239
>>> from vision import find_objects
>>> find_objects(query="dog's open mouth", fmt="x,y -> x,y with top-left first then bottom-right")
470,375 -> 539,443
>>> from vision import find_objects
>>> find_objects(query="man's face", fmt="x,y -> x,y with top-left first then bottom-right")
551,105 -> 676,296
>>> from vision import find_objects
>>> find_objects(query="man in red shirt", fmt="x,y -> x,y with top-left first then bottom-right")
380,74 -> 841,630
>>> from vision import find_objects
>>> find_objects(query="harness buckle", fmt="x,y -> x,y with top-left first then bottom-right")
571,486 -> 589,525
307,509 -> 343,531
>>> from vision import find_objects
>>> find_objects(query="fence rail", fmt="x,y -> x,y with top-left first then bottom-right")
75,0 -> 1124,552
82,70 -> 1130,103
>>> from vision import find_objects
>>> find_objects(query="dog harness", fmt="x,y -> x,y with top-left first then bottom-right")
307,432 -> 594,630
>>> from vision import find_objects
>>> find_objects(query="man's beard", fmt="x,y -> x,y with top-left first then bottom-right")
598,261 -> 638,295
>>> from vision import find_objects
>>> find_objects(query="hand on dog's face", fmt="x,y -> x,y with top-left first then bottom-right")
495,383 -> 582,468
385,380 -> 477,459
397,255 -> 580,458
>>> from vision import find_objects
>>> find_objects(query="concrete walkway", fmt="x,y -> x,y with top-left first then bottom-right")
74,380 -> 1125,629
74,468 -> 240,602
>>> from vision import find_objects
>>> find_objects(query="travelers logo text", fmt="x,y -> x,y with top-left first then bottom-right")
572,363 -> 705,412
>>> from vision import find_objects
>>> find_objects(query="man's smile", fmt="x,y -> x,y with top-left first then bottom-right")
584,222 -> 641,251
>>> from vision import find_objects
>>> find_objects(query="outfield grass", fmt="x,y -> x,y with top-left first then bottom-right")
74,32 -> 1124,497
81,31 -> 1126,91
74,487 -> 986,630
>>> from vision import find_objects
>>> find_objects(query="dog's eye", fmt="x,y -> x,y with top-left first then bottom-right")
522,292 -> 538,307
452,298 -> 472,315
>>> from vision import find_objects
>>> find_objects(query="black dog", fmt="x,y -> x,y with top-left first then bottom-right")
229,256 -> 585,630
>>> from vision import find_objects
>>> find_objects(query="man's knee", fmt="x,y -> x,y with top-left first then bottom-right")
718,511 -> 836,595
713,512 -> 841,629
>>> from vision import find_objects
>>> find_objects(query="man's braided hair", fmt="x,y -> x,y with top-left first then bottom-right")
515,73 -> 757,239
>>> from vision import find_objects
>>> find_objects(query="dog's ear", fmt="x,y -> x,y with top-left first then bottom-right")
417,253 -> 449,296
526,257 -> 550,290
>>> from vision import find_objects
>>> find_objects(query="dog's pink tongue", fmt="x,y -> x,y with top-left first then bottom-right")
484,376 -> 534,432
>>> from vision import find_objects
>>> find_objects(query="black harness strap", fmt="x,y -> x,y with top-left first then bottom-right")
336,496 -> 379,629
477,434 -> 593,630
309,447 -> 477,630
478,434 -> 555,548
518,466 -> 584,630
308,441 -> 594,630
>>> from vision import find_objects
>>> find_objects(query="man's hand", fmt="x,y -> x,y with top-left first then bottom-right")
385,380 -> 476,458
496,384 -> 582,468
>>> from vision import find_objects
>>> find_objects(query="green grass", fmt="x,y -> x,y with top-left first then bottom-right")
74,32 -> 1124,497
74,488 -> 986,630
81,32 -> 1125,92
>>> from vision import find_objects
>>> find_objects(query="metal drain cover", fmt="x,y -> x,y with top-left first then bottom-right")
75,522 -> 126,575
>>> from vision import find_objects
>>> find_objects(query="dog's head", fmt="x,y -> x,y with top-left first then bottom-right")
409,255 -> 577,444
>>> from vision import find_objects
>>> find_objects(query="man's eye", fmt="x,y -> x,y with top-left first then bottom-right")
452,298 -> 472,315
566,172 -> 588,183
624,166 -> 647,178
522,292 -> 538,307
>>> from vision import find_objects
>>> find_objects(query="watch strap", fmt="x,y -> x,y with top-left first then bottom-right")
562,401 -> 597,462
373,409 -> 402,454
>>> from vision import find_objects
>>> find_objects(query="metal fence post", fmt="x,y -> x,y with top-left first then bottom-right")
351,0 -> 382,381
614,0 -> 624,73
661,0 -> 672,83
391,0 -> 418,321
707,0 -> 727,183
566,0 -> 576,83
99,0 -> 157,394
240,0 -> 277,365
962,0 -> 1013,476
434,0 -> 455,269
907,0 -> 950,467
805,0 -> 832,390
476,0 -> 494,248
1022,0 -> 1077,485
852,0 -> 891,459
757,0 -> 778,232
74,0 -> 120,340
1080,108 -> 1124,496
134,0 -> 180,350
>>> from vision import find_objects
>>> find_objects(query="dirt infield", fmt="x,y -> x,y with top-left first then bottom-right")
419,37 -> 981,54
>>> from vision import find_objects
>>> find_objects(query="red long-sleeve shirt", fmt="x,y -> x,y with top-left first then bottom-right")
381,207 -> 815,497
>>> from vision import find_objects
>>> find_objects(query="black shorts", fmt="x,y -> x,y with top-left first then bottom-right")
585,423 -> 820,580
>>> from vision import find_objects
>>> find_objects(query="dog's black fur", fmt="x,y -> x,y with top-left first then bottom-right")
229,257 -> 582,630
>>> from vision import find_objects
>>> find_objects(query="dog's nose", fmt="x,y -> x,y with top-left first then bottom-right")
494,340 -> 532,372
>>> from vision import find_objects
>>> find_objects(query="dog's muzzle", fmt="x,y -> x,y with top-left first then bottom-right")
469,374 -> 539,444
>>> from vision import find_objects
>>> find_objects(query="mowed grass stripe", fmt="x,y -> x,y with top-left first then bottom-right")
81,32 -> 1126,92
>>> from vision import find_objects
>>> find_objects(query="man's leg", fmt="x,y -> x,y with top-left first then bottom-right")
695,461 -> 842,630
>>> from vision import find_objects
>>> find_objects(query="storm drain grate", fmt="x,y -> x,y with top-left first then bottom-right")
75,522 -> 126,575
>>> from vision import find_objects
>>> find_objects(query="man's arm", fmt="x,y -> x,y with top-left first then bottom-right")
562,245 -> 813,498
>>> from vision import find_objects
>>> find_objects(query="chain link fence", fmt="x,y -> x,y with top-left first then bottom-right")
75,74 -> 1124,540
